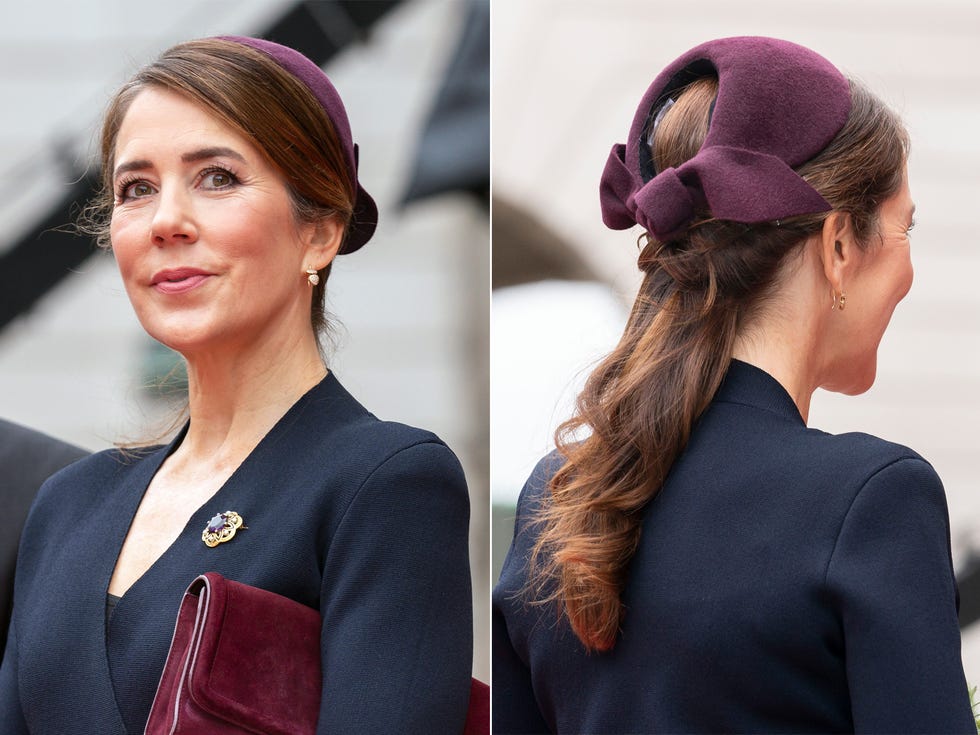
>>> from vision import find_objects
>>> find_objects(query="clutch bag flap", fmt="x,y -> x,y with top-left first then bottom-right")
145,572 -> 321,735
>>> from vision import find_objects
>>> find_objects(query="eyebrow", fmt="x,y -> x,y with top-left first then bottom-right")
182,146 -> 247,165
112,146 -> 247,181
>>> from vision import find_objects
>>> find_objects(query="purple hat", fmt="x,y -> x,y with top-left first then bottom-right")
600,36 -> 851,241
220,36 -> 377,253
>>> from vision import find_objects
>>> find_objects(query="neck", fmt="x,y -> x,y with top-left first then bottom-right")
731,339 -> 816,423
176,329 -> 326,466
731,294 -> 830,426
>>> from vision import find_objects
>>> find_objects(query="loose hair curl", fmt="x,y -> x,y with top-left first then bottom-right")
528,76 -> 909,652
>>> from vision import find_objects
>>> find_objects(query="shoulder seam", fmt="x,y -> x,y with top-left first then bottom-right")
327,439 -> 452,551
822,455 -> 932,586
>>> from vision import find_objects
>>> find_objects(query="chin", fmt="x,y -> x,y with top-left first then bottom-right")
135,308 -> 223,349
825,355 -> 878,397
139,322 -> 213,358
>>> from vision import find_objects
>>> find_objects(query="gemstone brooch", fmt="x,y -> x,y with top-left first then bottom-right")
202,511 -> 245,547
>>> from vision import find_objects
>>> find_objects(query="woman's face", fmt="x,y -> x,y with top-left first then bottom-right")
827,168 -> 915,394
109,87 -> 331,358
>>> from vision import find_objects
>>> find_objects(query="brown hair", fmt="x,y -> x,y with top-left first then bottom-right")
80,38 -> 355,340
528,76 -> 909,652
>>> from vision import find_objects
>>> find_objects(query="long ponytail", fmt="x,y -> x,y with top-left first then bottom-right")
527,77 -> 908,652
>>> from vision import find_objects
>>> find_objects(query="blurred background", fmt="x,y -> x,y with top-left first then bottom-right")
0,0 -> 489,678
492,0 -> 980,682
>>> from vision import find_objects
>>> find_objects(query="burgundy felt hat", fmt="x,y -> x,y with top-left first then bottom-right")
220,36 -> 377,254
600,36 -> 852,241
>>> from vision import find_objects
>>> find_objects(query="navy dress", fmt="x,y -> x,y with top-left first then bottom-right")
494,360 -> 974,734
0,373 -> 473,734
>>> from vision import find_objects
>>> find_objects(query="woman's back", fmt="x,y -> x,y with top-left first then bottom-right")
495,360 -> 972,733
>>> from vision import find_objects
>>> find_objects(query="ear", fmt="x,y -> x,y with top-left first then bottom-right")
301,215 -> 345,271
817,211 -> 858,294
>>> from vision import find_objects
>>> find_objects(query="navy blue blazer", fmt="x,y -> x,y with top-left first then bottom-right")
494,360 -> 974,733
0,373 -> 472,734
0,420 -> 87,657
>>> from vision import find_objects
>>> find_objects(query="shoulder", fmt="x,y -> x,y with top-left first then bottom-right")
338,421 -> 467,511
514,449 -> 563,513
341,415 -> 449,459
796,427 -> 936,494
500,449 -> 565,564
824,437 -> 947,525
773,429 -> 949,555
14,445 -> 166,580
287,377 -> 468,528
298,373 -> 465,488
769,422 -> 944,525
0,421 -> 88,543
27,445 -> 162,524
320,424 -> 470,557
705,390 -> 934,498
0,419 -> 88,490
493,451 -> 564,634
0,418 -> 86,459
313,411 -> 464,488
37,444 -> 160,486
810,427 -> 924,464
706,387 -> 926,482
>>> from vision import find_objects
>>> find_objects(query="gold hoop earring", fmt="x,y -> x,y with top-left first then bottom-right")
831,289 -> 838,310
306,268 -> 320,287
838,292 -> 846,311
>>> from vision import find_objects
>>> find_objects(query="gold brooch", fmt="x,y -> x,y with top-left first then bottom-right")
202,511 -> 245,547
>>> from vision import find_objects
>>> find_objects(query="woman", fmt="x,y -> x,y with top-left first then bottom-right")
493,36 -> 975,733
0,37 -> 472,733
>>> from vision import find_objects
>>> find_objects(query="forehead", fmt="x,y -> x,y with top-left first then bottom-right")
113,87 -> 258,164
881,165 -> 914,218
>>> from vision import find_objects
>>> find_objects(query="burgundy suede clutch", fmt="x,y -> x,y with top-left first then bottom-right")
145,573 -> 489,734
144,572 -> 321,734
464,678 -> 490,735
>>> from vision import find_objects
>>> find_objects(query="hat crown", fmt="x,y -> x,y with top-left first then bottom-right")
600,36 -> 851,240
218,35 -> 378,253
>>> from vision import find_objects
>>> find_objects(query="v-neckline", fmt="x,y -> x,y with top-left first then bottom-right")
102,372 -> 330,606
94,372 -> 341,734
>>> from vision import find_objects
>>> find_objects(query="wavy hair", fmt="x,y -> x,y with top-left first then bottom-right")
528,76 -> 909,652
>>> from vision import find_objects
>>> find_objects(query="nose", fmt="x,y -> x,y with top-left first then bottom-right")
150,186 -> 198,246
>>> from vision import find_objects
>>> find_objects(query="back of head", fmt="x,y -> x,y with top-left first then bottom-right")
528,37 -> 908,653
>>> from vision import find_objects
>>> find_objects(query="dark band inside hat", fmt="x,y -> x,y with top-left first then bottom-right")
638,60 -> 718,184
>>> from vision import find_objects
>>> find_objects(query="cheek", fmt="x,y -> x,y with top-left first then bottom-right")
898,257 -> 914,300
207,203 -> 276,256
108,216 -> 141,279
871,248 -> 913,309
109,212 -> 177,307
882,252 -> 914,311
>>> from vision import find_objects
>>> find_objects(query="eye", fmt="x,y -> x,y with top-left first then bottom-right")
115,179 -> 155,202
200,167 -> 238,189
907,218 -> 916,236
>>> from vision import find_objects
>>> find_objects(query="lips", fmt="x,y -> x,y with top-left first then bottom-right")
151,267 -> 214,295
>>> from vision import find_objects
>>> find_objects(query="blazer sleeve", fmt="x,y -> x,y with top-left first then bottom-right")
0,615 -> 29,734
825,457 -> 975,733
316,440 -> 472,734
492,460 -> 554,735
492,602 -> 550,734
